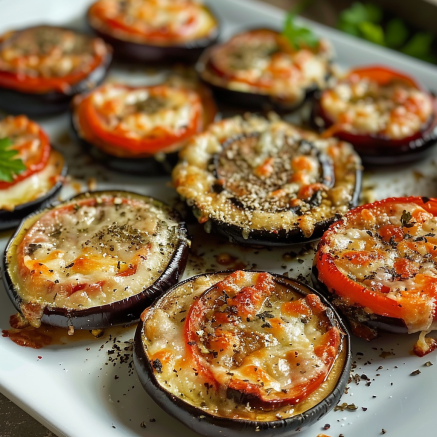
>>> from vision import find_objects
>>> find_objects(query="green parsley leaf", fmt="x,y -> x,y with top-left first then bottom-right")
0,137 -> 27,183
401,32 -> 434,58
385,18 -> 409,48
282,11 -> 319,50
358,21 -> 385,45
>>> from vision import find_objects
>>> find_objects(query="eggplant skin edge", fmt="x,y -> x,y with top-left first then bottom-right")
0,150 -> 68,231
193,166 -> 362,248
0,50 -> 112,116
1,190 -> 189,330
133,271 -> 352,437
311,264 -> 409,337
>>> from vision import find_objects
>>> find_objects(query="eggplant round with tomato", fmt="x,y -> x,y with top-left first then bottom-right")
311,66 -> 437,165
0,115 -> 66,231
87,0 -> 219,63
173,115 -> 362,246
71,82 -> 216,175
134,270 -> 351,437
313,196 -> 437,357
196,28 -> 333,112
0,25 -> 112,115
2,190 -> 189,331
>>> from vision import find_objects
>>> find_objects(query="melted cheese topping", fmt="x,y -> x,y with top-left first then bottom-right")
0,25 -> 107,79
90,84 -> 201,140
142,272 -> 346,421
203,29 -> 332,103
89,0 -> 217,44
7,193 -> 185,321
172,115 -> 361,239
321,78 -> 433,140
0,150 -> 64,211
320,201 -> 437,333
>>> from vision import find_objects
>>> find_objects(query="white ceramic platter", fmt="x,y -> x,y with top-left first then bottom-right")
1,1 -> 437,436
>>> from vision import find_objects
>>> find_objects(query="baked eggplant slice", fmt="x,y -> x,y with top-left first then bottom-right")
0,25 -> 112,115
313,196 -> 437,356
71,82 -> 216,174
0,115 -> 66,230
2,190 -> 189,330
87,0 -> 219,63
311,66 -> 437,165
197,28 -> 333,112
134,270 -> 351,437
173,115 -> 362,246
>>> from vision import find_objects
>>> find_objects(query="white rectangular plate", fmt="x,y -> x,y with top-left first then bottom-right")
1,1 -> 437,436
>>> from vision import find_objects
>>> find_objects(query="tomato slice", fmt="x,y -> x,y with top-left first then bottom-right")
0,26 -> 109,94
316,197 -> 437,345
184,271 -> 342,408
0,115 -> 50,189
74,83 -> 208,156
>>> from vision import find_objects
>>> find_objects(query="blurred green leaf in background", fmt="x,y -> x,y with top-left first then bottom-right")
337,2 -> 437,64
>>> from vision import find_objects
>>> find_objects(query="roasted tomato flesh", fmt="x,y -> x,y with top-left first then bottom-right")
184,271 -> 341,409
315,196 -> 437,355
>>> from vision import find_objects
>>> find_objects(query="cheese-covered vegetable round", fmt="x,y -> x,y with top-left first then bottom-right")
0,25 -> 112,115
87,0 -> 219,63
314,196 -> 437,356
0,115 -> 66,230
71,82 -> 216,173
197,28 -> 333,111
2,191 -> 189,330
172,115 -> 362,246
312,66 -> 437,164
134,271 -> 350,436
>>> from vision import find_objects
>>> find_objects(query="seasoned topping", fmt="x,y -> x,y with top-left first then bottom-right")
142,271 -> 346,420
74,83 -> 209,157
320,67 -> 434,140
215,133 -> 333,213
9,193 -> 185,317
204,29 -> 332,102
316,197 -> 437,355
88,0 -> 217,44
0,25 -> 108,92
173,115 -> 361,240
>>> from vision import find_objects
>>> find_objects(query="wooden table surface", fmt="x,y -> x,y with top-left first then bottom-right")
0,1 -> 345,436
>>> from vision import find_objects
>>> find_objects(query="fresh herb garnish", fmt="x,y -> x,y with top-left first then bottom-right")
400,210 -> 415,228
0,137 -> 26,183
282,10 -> 319,50
337,2 -> 437,64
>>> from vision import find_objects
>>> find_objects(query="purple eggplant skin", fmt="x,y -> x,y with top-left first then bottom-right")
70,113 -> 178,176
0,149 -> 67,231
133,271 -> 352,437
205,166 -> 362,248
1,190 -> 189,330
311,264 -> 409,337
0,36 -> 112,116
